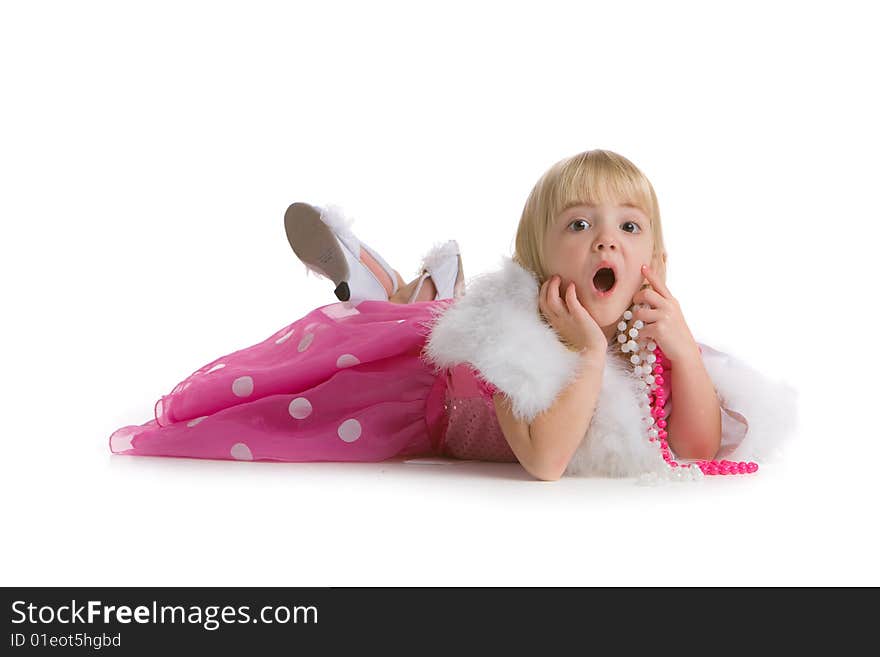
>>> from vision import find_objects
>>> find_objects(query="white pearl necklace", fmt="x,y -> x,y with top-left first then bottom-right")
616,303 -> 704,486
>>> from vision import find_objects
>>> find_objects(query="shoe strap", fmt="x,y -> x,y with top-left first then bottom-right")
406,271 -> 431,304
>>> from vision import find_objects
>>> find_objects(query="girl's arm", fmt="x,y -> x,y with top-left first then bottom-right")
633,265 -> 722,461
665,346 -> 722,460
493,349 -> 606,481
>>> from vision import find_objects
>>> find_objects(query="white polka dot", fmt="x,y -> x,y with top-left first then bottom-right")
232,376 -> 254,397
275,329 -> 295,344
297,333 -> 315,352
320,303 -> 360,319
288,397 -> 313,419
336,353 -> 360,368
109,428 -> 136,453
337,418 -> 362,442
186,416 -> 207,427
230,442 -> 253,460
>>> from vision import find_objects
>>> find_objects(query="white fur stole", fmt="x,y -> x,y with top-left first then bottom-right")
420,255 -> 799,479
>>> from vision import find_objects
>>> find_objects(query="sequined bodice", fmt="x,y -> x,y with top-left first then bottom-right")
435,364 -> 518,462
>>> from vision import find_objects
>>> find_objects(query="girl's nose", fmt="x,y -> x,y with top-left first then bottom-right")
594,235 -> 618,251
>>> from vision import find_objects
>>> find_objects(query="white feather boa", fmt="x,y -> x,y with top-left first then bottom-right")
421,256 -> 799,478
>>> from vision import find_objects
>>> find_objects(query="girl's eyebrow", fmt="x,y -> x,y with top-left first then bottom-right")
562,201 -> 642,212
558,202 -> 647,220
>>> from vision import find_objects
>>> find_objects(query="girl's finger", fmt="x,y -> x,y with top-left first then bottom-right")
541,279 -> 555,316
563,282 -> 575,313
632,306 -> 662,324
641,265 -> 672,299
633,287 -> 666,310
565,281 -> 584,314
541,279 -> 554,313
548,276 -> 564,313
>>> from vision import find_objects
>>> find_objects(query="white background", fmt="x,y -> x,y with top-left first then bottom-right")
1,0 -> 876,586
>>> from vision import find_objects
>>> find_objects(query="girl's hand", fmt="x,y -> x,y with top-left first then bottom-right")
630,265 -> 700,364
539,275 -> 607,355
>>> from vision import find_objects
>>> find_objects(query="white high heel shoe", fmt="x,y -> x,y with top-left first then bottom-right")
407,240 -> 466,303
284,202 -> 400,305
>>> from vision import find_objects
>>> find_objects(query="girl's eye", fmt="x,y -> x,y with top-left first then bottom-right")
568,218 -> 642,233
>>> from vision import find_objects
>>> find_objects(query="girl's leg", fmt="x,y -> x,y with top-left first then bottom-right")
355,252 -> 436,304
365,239 -> 462,304
355,250 -> 436,302
389,272 -> 436,304
393,269 -> 406,291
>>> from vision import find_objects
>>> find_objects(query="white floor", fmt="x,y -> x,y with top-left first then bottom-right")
3,407 -> 875,586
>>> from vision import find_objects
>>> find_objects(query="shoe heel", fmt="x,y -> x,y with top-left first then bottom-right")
334,281 -> 350,302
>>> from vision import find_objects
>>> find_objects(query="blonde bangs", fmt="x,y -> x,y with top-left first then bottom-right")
552,152 -> 657,228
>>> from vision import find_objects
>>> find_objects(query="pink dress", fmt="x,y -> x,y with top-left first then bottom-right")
108,298 -> 517,464
432,362 -> 518,462
433,349 -> 679,463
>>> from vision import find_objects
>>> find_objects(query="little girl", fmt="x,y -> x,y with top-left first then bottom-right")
108,149 -> 797,484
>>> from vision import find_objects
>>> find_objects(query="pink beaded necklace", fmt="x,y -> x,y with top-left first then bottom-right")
617,304 -> 758,483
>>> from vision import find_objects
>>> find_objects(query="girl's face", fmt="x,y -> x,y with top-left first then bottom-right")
542,201 -> 656,344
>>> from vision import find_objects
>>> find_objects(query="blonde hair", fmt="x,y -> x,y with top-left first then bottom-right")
513,149 -> 668,357
513,148 -> 667,286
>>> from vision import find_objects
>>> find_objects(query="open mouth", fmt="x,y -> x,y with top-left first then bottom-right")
592,267 -> 617,295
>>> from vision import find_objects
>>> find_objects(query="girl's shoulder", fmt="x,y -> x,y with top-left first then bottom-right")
421,256 -> 581,423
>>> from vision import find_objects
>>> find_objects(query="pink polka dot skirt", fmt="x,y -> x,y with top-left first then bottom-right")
108,299 -> 455,463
